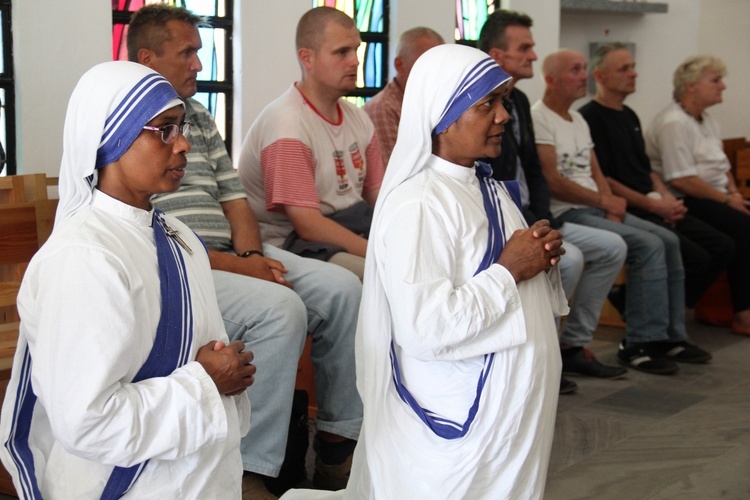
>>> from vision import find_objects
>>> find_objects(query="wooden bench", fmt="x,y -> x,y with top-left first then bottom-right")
0,174 -> 58,497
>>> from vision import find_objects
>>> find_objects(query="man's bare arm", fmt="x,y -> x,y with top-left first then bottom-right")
207,198 -> 290,286
285,205 -> 368,257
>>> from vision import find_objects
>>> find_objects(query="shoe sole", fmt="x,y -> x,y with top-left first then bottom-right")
669,356 -> 712,364
617,359 -> 678,375
562,369 -> 628,380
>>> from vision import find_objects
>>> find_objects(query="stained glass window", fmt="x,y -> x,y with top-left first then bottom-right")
0,0 -> 15,175
112,0 -> 234,150
313,0 -> 388,107
456,0 -> 500,45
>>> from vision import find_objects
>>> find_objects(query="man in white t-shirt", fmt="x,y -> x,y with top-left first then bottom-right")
532,49 -> 711,375
238,7 -> 385,280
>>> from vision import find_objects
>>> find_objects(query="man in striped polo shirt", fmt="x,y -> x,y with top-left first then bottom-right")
129,4 -> 363,496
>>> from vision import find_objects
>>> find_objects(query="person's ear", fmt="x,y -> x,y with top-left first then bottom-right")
394,55 -> 405,75
138,48 -> 156,68
487,47 -> 504,66
298,48 -> 314,72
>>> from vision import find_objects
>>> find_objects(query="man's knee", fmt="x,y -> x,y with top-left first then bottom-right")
328,252 -> 365,281
221,280 -> 308,348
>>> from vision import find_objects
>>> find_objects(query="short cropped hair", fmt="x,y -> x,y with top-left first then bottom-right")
127,4 -> 204,62
296,7 -> 356,52
396,27 -> 445,61
478,10 -> 533,54
590,42 -> 630,72
672,55 -> 727,101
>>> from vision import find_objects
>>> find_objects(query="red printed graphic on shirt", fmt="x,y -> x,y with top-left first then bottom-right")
334,150 -> 351,194
350,142 -> 366,187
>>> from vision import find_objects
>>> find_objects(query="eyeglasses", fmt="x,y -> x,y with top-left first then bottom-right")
142,121 -> 193,144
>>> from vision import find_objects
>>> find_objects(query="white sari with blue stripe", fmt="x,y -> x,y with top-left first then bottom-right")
338,44 -> 569,500
0,62 -> 248,499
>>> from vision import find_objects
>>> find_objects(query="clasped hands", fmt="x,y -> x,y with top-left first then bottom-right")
197,340 -> 256,396
497,219 -> 565,283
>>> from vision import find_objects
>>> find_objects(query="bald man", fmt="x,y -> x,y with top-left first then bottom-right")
363,27 -> 444,165
531,49 -> 711,375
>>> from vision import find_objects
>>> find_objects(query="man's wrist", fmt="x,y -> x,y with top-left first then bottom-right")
239,249 -> 264,258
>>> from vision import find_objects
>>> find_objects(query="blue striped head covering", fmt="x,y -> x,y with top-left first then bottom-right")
432,57 -> 512,137
96,72 -> 182,168
56,61 -> 183,226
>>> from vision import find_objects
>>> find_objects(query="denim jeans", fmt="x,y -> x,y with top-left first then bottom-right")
214,244 -> 363,476
558,222 -> 627,347
558,208 -> 687,344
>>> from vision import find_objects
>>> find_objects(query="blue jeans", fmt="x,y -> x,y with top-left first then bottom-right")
558,208 -> 687,344
214,244 -> 363,476
558,222 -> 627,347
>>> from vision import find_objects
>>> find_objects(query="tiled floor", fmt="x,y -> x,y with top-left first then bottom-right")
545,314 -> 750,499
1,314 -> 748,499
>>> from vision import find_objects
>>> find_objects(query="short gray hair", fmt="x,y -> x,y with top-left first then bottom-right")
396,27 -> 444,61
590,42 -> 630,72
673,55 -> 727,101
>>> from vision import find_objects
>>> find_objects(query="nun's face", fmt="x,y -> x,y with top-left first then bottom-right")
433,84 -> 510,167
99,105 -> 190,210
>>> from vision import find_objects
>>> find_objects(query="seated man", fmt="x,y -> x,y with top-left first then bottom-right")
580,42 -> 733,309
532,49 -> 711,375
238,7 -> 385,280
363,26 -> 444,166
479,10 -> 627,391
129,5 -> 362,495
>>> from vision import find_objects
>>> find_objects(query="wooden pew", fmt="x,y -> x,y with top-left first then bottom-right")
0,174 -> 58,497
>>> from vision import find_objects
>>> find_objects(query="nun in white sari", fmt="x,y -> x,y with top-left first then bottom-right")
0,61 -> 252,499
283,43 -> 568,500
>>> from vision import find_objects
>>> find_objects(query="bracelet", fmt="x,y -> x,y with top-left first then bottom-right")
723,194 -> 732,204
239,249 -> 264,258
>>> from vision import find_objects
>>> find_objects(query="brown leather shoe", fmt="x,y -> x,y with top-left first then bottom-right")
242,472 -> 279,500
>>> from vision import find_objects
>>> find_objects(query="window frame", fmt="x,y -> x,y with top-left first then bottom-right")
1,0 -> 16,176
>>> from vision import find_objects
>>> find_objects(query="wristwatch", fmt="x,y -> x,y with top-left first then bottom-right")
239,249 -> 264,258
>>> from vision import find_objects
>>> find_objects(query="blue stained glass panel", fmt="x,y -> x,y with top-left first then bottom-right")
456,0 -> 498,41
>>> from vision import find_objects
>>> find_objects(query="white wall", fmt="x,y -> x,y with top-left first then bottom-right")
698,0 -> 750,139
232,1 -> 308,161
13,0 -> 110,176
559,0 -> 702,130
11,0 -> 750,177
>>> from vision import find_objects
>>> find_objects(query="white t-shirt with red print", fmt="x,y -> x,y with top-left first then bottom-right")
238,84 -> 384,245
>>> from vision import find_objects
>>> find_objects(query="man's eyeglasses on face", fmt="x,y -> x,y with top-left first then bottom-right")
142,121 -> 193,144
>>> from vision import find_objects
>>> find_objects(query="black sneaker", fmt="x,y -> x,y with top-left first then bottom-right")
617,340 -> 679,375
562,347 -> 628,379
650,341 -> 712,364
559,376 -> 579,394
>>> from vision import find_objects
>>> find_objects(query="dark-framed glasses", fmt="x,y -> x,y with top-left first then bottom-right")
142,121 -> 193,144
